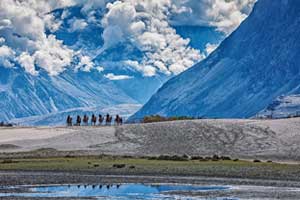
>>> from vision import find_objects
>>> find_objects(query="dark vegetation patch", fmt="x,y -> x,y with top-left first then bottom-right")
142,115 -> 195,123
148,155 -> 189,161
0,144 -> 20,150
113,164 -> 126,169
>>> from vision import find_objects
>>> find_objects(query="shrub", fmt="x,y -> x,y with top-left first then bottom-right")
220,156 -> 231,161
212,155 -> 220,161
191,156 -> 203,160
253,159 -> 261,163
113,164 -> 126,168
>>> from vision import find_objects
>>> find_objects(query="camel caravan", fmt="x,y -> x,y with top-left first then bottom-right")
66,114 -> 123,127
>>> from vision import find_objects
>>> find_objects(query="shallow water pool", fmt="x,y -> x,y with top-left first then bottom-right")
0,184 -> 232,199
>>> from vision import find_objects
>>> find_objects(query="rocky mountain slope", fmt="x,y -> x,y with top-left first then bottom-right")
131,0 -> 300,120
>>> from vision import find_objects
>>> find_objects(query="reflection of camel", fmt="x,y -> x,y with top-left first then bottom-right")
74,184 -> 122,190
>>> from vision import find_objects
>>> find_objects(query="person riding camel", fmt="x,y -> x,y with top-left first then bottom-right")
70,116 -> 73,126
66,115 -> 71,126
115,115 -> 120,125
120,117 -> 123,125
76,115 -> 81,126
109,116 -> 113,125
83,114 -> 89,126
98,114 -> 104,125
106,114 -> 111,126
91,114 -> 97,126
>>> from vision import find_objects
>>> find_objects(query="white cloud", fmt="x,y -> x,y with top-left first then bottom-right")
77,55 -> 94,72
205,43 -> 219,55
104,73 -> 133,80
0,44 -> 15,68
0,0 -> 76,75
0,0 -> 256,77
68,18 -> 88,32
124,60 -> 156,77
17,52 -> 37,75
33,35 -> 74,75
100,0 -> 204,76
96,66 -> 104,72
171,0 -> 257,35
0,37 -> 5,44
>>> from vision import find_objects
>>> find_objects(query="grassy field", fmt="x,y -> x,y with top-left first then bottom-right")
1,156 -> 300,181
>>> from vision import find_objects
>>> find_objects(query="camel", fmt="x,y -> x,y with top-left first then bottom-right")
98,115 -> 104,125
66,115 -> 73,126
114,115 -> 123,125
91,114 -> 97,126
76,115 -> 81,126
83,114 -> 89,126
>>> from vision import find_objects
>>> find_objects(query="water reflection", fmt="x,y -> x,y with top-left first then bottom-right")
0,184 -> 231,199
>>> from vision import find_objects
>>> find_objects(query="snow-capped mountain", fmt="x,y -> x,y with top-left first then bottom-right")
131,0 -> 300,120
0,66 -> 137,121
256,95 -> 300,119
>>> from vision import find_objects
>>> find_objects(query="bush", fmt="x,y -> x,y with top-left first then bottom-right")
212,155 -> 220,160
253,159 -> 261,163
191,156 -> 203,160
220,156 -> 231,161
113,164 -> 126,168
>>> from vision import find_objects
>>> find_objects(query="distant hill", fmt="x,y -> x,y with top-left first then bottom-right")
256,95 -> 300,119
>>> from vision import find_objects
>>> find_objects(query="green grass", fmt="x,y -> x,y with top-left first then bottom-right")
0,156 -> 300,181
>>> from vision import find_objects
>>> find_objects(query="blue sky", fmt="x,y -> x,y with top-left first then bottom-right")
0,0 -> 256,79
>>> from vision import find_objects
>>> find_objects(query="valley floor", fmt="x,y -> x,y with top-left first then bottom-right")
1,118 -> 300,199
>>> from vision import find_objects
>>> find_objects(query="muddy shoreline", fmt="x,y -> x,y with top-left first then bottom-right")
1,171 -> 300,199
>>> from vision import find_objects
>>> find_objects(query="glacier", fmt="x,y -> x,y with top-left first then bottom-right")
130,0 -> 300,120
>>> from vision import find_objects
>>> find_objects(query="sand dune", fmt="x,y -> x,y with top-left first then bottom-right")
0,118 -> 300,161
